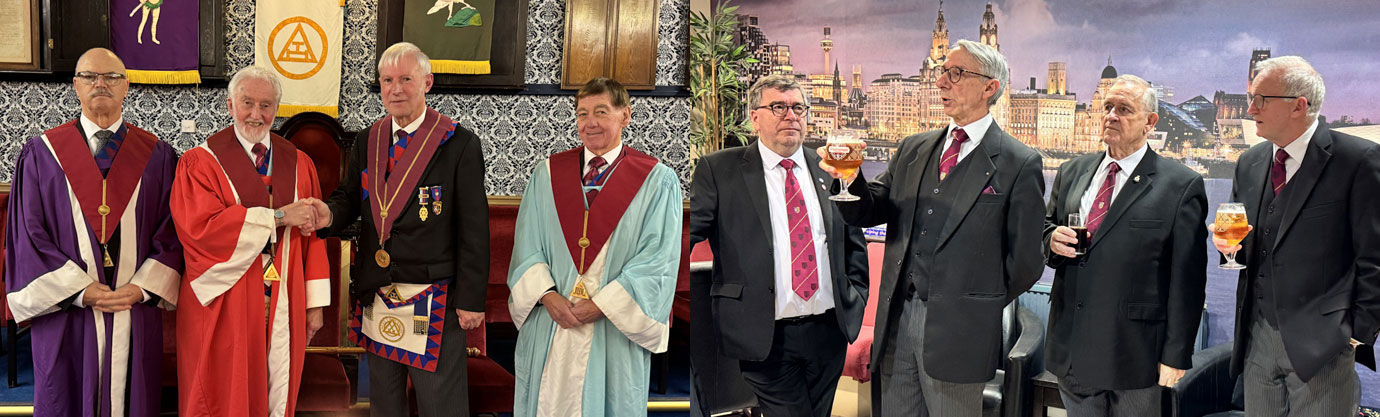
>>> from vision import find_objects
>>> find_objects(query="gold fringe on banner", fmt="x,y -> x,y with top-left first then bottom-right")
125,69 -> 202,85
429,59 -> 491,75
277,104 -> 340,118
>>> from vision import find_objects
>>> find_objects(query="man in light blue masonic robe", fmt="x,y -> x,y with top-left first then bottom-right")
507,142 -> 682,417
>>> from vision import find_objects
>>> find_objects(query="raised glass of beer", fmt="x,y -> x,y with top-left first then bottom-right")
1068,213 -> 1089,256
1213,202 -> 1250,270
824,135 -> 865,201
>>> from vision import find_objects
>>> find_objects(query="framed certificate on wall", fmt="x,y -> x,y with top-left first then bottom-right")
0,0 -> 40,70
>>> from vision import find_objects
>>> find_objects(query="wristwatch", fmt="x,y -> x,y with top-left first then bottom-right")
274,209 -> 285,226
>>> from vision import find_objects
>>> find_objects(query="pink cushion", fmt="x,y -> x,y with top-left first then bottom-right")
843,242 -> 886,381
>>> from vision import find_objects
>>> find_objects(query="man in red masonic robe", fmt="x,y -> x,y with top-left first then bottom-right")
169,66 -> 329,417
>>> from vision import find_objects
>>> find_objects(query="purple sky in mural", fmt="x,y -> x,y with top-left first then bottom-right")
733,0 -> 1380,122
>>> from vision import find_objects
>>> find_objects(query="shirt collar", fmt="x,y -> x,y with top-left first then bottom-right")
756,139 -> 805,170
1098,143 -> 1149,175
947,113 -> 994,144
585,143 -> 623,167
235,127 -> 270,157
79,113 -> 124,143
1275,119 -> 1318,160
391,113 -> 428,137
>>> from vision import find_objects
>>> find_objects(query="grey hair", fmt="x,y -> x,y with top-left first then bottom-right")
1112,74 -> 1158,114
746,74 -> 806,110
1254,56 -> 1325,119
228,66 -> 282,102
378,42 -> 432,75
951,39 -> 1008,106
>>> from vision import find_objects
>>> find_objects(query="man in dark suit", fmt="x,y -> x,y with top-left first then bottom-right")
689,74 -> 870,417
818,39 -> 1044,416
315,42 -> 489,417
1213,56 -> 1380,416
1042,74 -> 1208,417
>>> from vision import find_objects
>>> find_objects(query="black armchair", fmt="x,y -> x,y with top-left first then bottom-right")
1168,343 -> 1242,417
688,261 -> 760,417
983,303 -> 1047,417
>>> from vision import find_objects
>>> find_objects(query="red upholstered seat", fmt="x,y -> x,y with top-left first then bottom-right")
486,204 -> 519,325
283,112 -> 355,412
1,192 -> 23,388
842,242 -> 885,381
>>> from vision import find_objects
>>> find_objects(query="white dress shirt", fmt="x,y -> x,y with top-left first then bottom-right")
1273,119 -> 1318,183
758,140 -> 835,319
940,113 -> 994,165
79,114 -> 123,157
583,143 -> 623,182
1080,144 -> 1149,217
236,129 -> 272,175
391,114 -> 427,144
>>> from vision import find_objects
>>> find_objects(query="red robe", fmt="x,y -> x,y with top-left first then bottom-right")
169,129 -> 330,417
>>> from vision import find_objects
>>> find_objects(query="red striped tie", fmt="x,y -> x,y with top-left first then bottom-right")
1271,149 -> 1288,195
1085,162 -> 1121,236
938,127 -> 968,181
779,159 -> 819,300
583,156 -> 607,205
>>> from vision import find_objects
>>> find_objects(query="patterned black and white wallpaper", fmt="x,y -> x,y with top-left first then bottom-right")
0,0 -> 691,195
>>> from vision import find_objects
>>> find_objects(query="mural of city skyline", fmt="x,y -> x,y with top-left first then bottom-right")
729,0 -> 1380,177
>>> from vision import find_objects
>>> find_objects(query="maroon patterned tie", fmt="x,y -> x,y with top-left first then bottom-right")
583,156 -> 608,205
938,127 -> 969,181
1085,162 -> 1121,236
1271,149 -> 1288,195
779,159 -> 819,300
251,143 -> 268,175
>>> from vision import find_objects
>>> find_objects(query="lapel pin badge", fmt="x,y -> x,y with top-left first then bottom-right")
1133,175 -> 1141,183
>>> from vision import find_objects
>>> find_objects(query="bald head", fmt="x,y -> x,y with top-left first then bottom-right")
73,48 -> 129,126
75,48 -> 126,73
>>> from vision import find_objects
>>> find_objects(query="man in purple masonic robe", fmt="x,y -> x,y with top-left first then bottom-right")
4,48 -> 183,417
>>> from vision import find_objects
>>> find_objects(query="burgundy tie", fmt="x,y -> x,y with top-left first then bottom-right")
938,127 -> 969,181
779,159 -> 819,300
1085,162 -> 1121,236
583,156 -> 608,205
1271,149 -> 1288,195
251,143 -> 268,175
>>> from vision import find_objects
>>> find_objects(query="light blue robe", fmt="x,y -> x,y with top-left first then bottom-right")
507,158 -> 682,417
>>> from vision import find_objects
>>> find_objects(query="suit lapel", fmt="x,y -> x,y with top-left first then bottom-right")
937,126 -> 1000,248
892,131 -> 944,250
804,150 -> 835,236
741,144 -> 776,246
1065,154 -> 1099,216
1273,128 -> 1333,250
1238,149 -> 1271,255
1090,149 -> 1158,249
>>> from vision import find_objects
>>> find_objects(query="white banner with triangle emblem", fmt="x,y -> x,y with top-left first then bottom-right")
254,0 -> 344,118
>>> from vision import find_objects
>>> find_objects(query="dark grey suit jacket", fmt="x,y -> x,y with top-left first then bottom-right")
835,123 -> 1045,384
1229,127 -> 1380,381
689,143 -> 870,361
1042,149 -> 1208,390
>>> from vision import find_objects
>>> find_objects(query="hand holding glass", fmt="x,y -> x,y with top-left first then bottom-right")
1067,213 -> 1088,256
1213,203 -> 1250,270
824,136 -> 866,201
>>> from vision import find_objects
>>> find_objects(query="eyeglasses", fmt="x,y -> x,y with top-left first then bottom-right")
1248,94 -> 1300,109
74,71 -> 127,86
940,66 -> 992,83
754,103 -> 809,118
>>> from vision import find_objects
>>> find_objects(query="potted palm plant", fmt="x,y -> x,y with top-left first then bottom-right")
689,1 -> 756,159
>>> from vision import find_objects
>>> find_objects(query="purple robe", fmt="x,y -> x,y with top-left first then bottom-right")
4,121 -> 183,417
